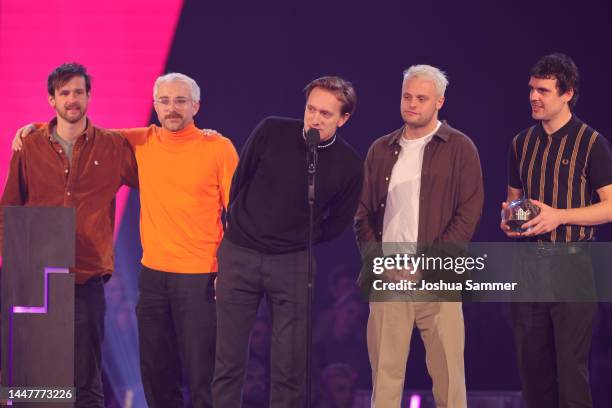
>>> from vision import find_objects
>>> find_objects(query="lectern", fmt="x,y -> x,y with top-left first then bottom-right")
1,206 -> 75,406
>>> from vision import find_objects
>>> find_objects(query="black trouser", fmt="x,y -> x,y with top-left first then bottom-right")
213,238 -> 310,408
511,302 -> 597,408
136,266 -> 217,408
74,276 -> 106,408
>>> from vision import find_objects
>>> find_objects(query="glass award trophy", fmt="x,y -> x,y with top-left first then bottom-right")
501,197 -> 540,232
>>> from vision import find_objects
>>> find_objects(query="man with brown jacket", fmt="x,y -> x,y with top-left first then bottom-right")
355,65 -> 483,408
0,63 -> 138,408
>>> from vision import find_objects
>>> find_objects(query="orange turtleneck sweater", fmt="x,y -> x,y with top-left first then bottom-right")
118,123 -> 238,273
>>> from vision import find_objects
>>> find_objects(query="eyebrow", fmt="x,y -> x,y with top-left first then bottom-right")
160,96 -> 189,99
529,85 -> 551,92
403,92 -> 428,98
307,104 -> 331,112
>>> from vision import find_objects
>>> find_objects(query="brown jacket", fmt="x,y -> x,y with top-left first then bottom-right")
0,118 -> 138,283
354,121 -> 484,252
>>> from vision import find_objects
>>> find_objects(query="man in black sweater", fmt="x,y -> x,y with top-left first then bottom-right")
212,76 -> 363,407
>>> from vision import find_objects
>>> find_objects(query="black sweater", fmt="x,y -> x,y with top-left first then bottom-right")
226,116 -> 363,253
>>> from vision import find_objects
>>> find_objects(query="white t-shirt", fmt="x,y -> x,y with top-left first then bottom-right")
382,121 -> 441,254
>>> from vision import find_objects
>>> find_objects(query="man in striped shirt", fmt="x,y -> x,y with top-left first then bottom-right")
501,53 -> 612,408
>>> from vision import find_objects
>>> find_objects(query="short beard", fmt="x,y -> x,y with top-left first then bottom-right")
57,108 -> 86,124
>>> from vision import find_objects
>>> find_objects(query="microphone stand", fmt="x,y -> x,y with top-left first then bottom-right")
306,143 -> 317,408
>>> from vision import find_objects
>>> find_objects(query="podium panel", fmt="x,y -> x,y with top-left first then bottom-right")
1,206 -> 75,407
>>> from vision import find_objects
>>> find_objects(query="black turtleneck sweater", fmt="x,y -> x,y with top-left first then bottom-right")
226,116 -> 363,253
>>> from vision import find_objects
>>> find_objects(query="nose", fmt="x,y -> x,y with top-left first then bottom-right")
310,111 -> 321,125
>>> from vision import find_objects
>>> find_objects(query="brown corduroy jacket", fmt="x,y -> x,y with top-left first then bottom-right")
0,118 -> 138,283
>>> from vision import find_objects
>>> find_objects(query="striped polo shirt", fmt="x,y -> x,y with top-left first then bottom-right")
508,115 -> 612,242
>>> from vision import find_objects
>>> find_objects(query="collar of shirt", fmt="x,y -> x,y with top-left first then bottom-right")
388,120 -> 451,146
535,114 -> 581,139
159,122 -> 201,144
45,116 -> 93,145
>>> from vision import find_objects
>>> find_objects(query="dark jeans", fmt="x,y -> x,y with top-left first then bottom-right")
511,302 -> 597,408
75,276 -> 106,408
136,265 -> 217,408
212,238 -> 311,408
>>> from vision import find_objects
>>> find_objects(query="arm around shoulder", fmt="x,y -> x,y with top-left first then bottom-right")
120,137 -> 139,189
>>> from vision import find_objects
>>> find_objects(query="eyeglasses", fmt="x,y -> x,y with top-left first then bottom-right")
154,97 -> 193,108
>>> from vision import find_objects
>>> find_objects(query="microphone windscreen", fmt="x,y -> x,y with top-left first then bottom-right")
305,128 -> 321,146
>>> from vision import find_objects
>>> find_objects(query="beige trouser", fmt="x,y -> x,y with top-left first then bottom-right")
367,301 -> 467,408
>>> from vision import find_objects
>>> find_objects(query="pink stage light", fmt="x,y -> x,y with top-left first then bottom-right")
0,0 -> 183,253
409,393 -> 422,408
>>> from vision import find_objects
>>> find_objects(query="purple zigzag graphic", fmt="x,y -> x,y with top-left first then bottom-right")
12,267 -> 69,314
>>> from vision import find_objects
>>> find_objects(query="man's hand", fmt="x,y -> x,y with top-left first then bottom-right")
213,275 -> 217,300
202,129 -> 222,138
500,201 -> 524,238
12,124 -> 36,151
383,266 -> 422,284
521,199 -> 565,236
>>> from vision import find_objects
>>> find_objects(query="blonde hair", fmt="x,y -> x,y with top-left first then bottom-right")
403,65 -> 448,97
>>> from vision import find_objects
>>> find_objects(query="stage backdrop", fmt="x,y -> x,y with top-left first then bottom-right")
2,0 -> 611,404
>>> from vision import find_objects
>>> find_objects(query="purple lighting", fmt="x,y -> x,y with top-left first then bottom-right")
12,267 -> 69,314
409,393 -> 422,408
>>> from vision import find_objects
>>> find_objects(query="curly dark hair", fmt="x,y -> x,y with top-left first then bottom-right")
530,53 -> 579,108
47,62 -> 91,96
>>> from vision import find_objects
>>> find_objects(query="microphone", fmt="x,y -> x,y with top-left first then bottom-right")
305,128 -> 320,205
305,129 -> 320,175
305,128 -> 321,147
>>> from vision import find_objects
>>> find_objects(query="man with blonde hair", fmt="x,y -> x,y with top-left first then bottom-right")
355,65 -> 483,407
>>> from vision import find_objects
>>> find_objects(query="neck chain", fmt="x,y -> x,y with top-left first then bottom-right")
302,128 -> 337,149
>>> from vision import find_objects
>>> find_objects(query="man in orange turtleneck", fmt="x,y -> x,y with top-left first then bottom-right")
122,73 -> 238,408
13,73 -> 238,408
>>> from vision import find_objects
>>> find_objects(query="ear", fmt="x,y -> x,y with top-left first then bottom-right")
436,95 -> 445,110
563,88 -> 574,104
193,100 -> 201,116
153,100 -> 162,119
337,112 -> 350,128
48,94 -> 56,109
